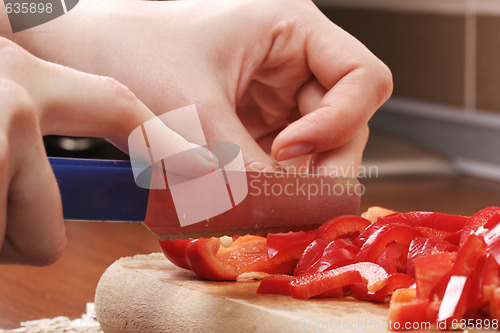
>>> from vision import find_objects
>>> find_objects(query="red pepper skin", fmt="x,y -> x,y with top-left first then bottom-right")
460,206 -> 500,246
257,275 -> 294,295
483,212 -> 500,265
376,242 -> 409,274
315,215 -> 370,242
186,235 -> 294,281
429,234 -> 487,301
406,237 -> 456,278
302,248 -> 356,275
436,275 -> 470,327
266,230 -> 315,261
158,238 -> 193,270
289,262 -> 389,299
293,238 -> 330,276
323,238 -> 360,256
379,212 -> 469,232
466,253 -> 498,312
356,224 -> 422,263
388,288 -> 429,332
351,273 -> 414,303
413,252 -> 456,300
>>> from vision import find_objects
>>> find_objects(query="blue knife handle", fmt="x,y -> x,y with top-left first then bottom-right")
49,157 -> 149,222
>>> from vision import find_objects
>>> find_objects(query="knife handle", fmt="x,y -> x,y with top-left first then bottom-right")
49,157 -> 149,222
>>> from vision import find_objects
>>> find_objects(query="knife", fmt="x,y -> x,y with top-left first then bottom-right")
49,157 -> 361,240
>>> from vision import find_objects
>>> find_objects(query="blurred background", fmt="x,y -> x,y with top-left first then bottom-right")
317,0 -> 500,181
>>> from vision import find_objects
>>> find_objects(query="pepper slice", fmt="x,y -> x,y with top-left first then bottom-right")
289,262 -> 389,299
379,212 -> 469,232
315,215 -> 370,241
185,235 -> 295,280
460,206 -> 500,246
158,238 -> 193,270
266,230 -> 315,261
257,275 -> 294,295
388,288 -> 429,332
356,224 -> 422,263
350,273 -> 414,302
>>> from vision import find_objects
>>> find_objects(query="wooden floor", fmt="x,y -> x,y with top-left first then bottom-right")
0,175 -> 499,329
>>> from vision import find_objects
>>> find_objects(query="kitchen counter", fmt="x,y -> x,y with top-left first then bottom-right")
1,175 -> 499,330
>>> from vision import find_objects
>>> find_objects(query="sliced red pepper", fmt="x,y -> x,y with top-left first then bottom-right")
315,215 -> 371,242
388,288 -> 429,332
257,275 -> 294,295
413,227 -> 461,246
186,235 -> 294,280
466,253 -> 498,311
351,273 -> 414,302
436,275 -> 470,327
324,238 -> 359,254
354,221 -> 385,247
413,251 -> 456,300
266,230 -> 315,261
289,262 -> 389,299
158,238 -> 193,270
293,238 -> 330,276
429,234 -> 487,301
460,206 -> 500,246
379,211 -> 469,232
302,248 -> 356,275
483,212 -> 500,265
356,224 -> 422,263
406,237 -> 456,278
375,242 -> 409,274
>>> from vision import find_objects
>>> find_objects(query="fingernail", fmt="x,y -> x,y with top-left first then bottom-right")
276,142 -> 313,161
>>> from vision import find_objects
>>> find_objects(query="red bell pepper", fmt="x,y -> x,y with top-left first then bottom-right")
350,273 -> 414,302
356,224 -> 422,263
158,238 -> 193,270
185,235 -> 295,280
388,288 -> 429,332
460,206 -> 500,246
466,253 -> 499,312
315,215 -> 371,242
483,212 -> 500,265
293,238 -> 330,276
379,211 -> 469,232
406,237 -> 456,278
257,275 -> 294,295
266,230 -> 315,261
376,242 -> 409,274
436,275 -> 470,327
413,251 -> 456,300
289,262 -> 389,299
302,248 -> 356,275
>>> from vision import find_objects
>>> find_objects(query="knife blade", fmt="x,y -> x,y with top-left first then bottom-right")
49,157 -> 361,240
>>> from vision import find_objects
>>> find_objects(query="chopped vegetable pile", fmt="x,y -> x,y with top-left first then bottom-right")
159,206 -> 500,331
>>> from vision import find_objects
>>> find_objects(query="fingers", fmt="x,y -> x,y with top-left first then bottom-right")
197,97 -> 283,172
312,126 -> 370,177
0,38 -> 214,177
0,79 -> 66,265
271,8 -> 392,161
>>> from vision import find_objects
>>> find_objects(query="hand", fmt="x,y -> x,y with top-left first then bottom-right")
0,38 -> 210,265
13,0 -> 392,176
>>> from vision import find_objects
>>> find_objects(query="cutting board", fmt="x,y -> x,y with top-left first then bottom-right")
94,254 -> 442,333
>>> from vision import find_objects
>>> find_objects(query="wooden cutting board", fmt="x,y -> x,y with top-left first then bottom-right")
94,254 -> 447,333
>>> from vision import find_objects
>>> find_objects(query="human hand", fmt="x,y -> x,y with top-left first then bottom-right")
13,0 -> 392,176
0,37 -> 211,265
